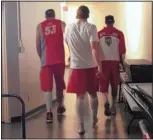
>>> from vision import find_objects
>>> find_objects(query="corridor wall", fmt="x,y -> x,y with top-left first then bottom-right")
19,2 -> 62,112
67,2 -> 152,61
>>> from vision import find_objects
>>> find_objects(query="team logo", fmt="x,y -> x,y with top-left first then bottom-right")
105,36 -> 112,46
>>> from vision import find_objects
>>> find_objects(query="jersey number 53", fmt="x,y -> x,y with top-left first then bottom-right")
45,25 -> 56,35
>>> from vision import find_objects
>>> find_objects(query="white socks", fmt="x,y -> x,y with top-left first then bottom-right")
44,92 -> 52,112
90,97 -> 98,125
90,97 -> 98,119
76,96 -> 85,133
76,96 -> 84,123
76,95 -> 99,133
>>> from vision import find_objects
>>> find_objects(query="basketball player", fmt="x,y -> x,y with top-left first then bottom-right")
98,15 -> 126,116
65,6 -> 101,134
36,9 -> 66,123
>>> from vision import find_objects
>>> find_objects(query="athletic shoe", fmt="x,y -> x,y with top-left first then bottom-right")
46,112 -> 53,123
111,106 -> 116,115
104,102 -> 111,116
93,117 -> 98,126
78,123 -> 85,135
57,106 -> 66,115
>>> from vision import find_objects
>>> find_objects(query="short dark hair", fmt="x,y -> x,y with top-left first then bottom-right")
45,9 -> 55,18
76,5 -> 90,19
105,15 -> 115,24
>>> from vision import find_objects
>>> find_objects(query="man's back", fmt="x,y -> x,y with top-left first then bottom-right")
40,19 -> 65,66
36,9 -> 66,123
98,27 -> 125,62
65,21 -> 98,69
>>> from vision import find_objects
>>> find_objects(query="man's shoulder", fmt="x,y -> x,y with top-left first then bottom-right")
98,27 -> 105,34
40,19 -> 47,24
54,19 -> 63,24
55,18 -> 61,21
64,23 -> 74,34
38,20 -> 47,28
86,22 -> 97,29
87,22 -> 95,26
67,23 -> 76,29
36,22 -> 42,29
113,27 -> 123,34
84,23 -> 97,34
40,19 -> 61,24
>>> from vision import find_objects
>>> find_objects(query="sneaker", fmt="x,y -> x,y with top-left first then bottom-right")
46,112 -> 53,123
57,106 -> 66,115
104,102 -> 111,116
78,123 -> 85,135
93,117 -> 98,126
111,106 -> 116,115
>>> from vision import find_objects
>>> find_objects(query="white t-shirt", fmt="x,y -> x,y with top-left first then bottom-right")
65,21 -> 99,69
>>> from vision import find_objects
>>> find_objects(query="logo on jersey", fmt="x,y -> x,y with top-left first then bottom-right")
105,36 -> 112,46
45,25 -> 56,35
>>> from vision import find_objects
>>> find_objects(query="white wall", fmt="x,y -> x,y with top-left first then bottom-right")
123,2 -> 152,61
2,2 -> 63,121
2,2 -> 9,122
19,2 -> 62,112
67,2 -> 152,62
2,2 -> 21,120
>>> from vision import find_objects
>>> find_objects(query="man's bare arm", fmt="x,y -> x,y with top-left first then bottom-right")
91,41 -> 101,67
119,31 -> 126,62
91,41 -> 102,78
64,25 -> 71,64
36,24 -> 41,58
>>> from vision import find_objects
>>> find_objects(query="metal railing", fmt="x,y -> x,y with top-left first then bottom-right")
2,94 -> 26,139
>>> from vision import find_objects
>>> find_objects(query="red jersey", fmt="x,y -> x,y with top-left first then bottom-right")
98,27 -> 126,62
40,19 -> 65,66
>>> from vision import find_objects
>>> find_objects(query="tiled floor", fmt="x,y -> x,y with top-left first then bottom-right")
2,69 -> 151,139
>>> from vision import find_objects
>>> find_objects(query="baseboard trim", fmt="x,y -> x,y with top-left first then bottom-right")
26,104 -> 46,117
10,99 -> 57,123
11,116 -> 22,123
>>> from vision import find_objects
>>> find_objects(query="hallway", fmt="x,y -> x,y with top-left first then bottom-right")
2,67 -> 145,139
2,94 -> 144,139
2,2 -> 153,139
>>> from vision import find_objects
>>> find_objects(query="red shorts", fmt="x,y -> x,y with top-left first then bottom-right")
66,67 -> 98,95
100,61 -> 119,93
40,64 -> 65,91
